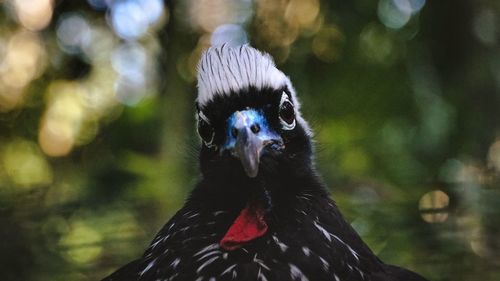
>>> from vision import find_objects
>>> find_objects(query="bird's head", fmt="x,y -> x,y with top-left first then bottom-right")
195,45 -> 313,183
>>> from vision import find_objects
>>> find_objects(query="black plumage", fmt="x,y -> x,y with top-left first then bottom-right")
102,46 -> 428,281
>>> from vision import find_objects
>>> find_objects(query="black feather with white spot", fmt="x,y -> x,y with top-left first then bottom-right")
102,46 -> 428,281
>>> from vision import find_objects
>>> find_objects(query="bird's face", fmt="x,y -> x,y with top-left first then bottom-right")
196,86 -> 311,179
195,45 -> 312,183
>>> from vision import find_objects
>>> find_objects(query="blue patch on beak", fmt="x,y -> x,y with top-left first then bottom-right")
223,109 -> 280,150
223,109 -> 283,177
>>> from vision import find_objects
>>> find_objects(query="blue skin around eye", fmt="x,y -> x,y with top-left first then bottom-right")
223,109 -> 280,150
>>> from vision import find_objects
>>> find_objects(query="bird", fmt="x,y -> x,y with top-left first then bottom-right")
102,45 -> 428,281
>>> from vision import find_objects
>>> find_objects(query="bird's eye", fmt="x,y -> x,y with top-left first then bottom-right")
279,92 -> 296,130
197,111 -> 215,147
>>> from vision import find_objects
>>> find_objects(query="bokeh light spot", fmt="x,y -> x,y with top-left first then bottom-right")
81,24 -> 117,63
284,0 -> 320,29
359,23 -> 399,65
469,229 -> 494,259
12,0 -> 54,31
378,0 -> 411,29
406,0 -> 426,12
1,30 -> 46,88
188,0 -> 252,33
312,25 -> 344,63
419,190 -> 450,223
59,221 -> 103,265
473,8 -> 498,46
56,13 -> 92,54
111,43 -> 147,79
0,30 -> 47,111
340,149 -> 371,176
111,43 -> 150,105
110,1 -> 149,39
378,0 -> 425,29
254,0 -> 299,48
114,76 -> 147,106
109,0 -> 165,40
487,139 -> 500,172
141,0 -> 165,25
1,139 -> 53,188
211,24 -> 248,47
39,81 -> 86,157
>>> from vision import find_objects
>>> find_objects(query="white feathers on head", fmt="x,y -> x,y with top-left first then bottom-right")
197,45 -> 287,105
196,44 -> 312,136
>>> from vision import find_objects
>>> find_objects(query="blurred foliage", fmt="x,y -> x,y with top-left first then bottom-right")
1,0 -> 500,280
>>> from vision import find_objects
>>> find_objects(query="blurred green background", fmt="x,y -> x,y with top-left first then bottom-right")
1,0 -> 500,280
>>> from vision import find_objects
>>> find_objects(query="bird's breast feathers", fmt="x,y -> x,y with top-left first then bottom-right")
135,197 -> 375,281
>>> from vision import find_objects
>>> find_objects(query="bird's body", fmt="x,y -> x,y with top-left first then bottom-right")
103,46 -> 427,281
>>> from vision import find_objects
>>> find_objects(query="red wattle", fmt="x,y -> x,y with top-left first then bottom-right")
219,203 -> 268,251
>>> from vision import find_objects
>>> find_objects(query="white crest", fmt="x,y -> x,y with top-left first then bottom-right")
196,45 -> 288,105
196,45 -> 312,136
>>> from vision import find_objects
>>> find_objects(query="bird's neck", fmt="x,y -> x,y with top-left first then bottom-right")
189,164 -> 327,214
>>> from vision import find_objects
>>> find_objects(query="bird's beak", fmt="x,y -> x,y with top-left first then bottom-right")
234,127 -> 264,178
224,110 -> 282,178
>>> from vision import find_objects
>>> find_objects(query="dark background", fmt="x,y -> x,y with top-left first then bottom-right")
1,0 -> 499,280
